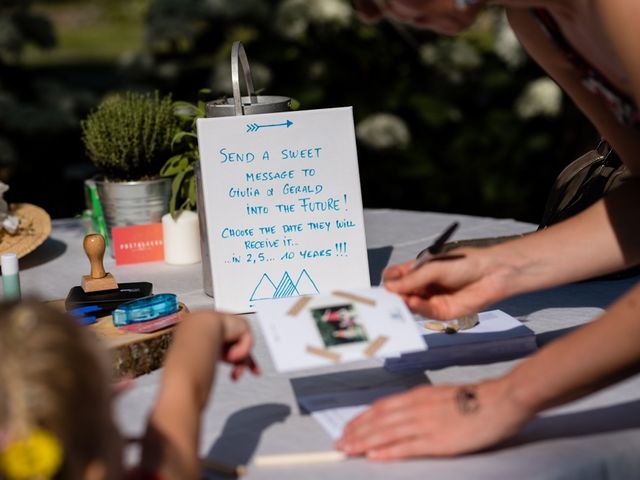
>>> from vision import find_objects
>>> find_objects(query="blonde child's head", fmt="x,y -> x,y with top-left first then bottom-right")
0,301 -> 122,480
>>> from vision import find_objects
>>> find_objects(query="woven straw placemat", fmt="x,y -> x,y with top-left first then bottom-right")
0,203 -> 52,259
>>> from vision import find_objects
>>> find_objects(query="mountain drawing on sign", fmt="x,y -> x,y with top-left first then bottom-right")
249,269 -> 319,301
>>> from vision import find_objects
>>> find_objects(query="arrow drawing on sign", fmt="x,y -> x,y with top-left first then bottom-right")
246,120 -> 293,133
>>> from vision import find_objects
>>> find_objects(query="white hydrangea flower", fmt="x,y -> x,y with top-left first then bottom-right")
309,0 -> 352,26
203,0 -> 266,17
118,51 -> 154,71
494,12 -> 525,68
308,61 -> 327,80
157,61 -> 180,81
419,44 -> 438,66
449,40 -> 482,70
515,77 -> 563,119
356,113 -> 411,150
445,69 -> 463,84
275,0 -> 310,39
276,0 -> 352,39
420,39 -> 480,82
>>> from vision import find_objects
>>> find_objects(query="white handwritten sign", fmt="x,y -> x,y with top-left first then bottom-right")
197,107 -> 370,312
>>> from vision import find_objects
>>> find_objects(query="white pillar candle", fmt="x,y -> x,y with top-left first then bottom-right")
162,210 -> 202,265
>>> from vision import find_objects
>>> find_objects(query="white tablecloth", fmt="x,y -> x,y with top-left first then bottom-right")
19,209 -> 640,480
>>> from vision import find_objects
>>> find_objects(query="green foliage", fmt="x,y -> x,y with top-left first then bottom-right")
159,89 -> 297,219
0,0 -> 94,218
160,90 -> 212,218
1,0 -> 598,221
81,91 -> 177,181
0,0 -> 58,172
0,0 -> 56,63
137,0 -> 595,223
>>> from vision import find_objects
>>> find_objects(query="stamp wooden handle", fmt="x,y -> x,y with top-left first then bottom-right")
84,234 -> 107,279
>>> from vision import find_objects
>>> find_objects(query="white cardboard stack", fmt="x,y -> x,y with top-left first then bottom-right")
385,310 -> 537,371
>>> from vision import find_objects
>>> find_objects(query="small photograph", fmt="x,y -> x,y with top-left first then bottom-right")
311,303 -> 368,348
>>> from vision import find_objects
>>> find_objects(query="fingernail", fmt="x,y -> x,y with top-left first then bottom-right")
383,279 -> 399,288
367,450 -> 381,460
385,269 -> 401,281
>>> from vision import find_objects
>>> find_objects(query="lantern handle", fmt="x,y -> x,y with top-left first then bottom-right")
231,41 -> 257,116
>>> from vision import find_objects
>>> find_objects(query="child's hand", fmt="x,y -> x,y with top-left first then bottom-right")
220,314 -> 260,380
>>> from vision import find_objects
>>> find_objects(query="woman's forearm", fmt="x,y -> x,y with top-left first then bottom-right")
505,281 -> 640,415
493,180 -> 640,298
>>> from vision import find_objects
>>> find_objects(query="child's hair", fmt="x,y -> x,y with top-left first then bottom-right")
0,300 -> 121,479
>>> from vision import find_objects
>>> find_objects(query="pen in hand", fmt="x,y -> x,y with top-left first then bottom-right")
411,221 -> 459,271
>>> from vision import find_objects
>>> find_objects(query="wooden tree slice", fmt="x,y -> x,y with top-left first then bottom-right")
48,300 -> 188,377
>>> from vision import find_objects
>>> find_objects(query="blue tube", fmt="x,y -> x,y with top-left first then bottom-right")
112,293 -> 179,327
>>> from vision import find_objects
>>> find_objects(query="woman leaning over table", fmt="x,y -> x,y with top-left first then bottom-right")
337,0 -> 640,459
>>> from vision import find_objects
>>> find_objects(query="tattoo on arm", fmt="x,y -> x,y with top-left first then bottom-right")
456,386 -> 480,414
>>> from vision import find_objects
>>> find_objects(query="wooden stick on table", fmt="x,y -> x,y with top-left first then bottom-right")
254,451 -> 347,467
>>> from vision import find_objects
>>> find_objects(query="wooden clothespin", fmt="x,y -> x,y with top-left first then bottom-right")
81,234 -> 118,292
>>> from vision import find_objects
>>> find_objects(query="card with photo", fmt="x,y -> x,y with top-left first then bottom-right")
255,287 -> 426,372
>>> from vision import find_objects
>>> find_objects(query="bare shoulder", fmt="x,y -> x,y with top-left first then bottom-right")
595,0 -> 640,58
506,8 -> 573,73
595,0 -> 640,27
595,0 -> 640,104
505,6 -> 640,174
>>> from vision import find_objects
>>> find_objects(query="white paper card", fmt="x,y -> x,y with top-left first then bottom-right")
384,309 -> 536,371
256,287 -> 426,372
298,386 -> 407,439
197,107 -> 370,312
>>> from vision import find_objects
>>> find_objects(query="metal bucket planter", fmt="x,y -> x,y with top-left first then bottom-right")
95,176 -> 171,249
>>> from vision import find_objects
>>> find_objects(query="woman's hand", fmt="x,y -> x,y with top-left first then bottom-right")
383,247 -> 516,320
336,378 -> 531,460
219,314 -> 260,380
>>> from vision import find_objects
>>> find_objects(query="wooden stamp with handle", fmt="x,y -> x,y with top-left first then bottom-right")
81,233 -> 118,292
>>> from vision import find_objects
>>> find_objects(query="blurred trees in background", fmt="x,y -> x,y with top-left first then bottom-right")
1,0 -> 100,215
1,0 -> 596,222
